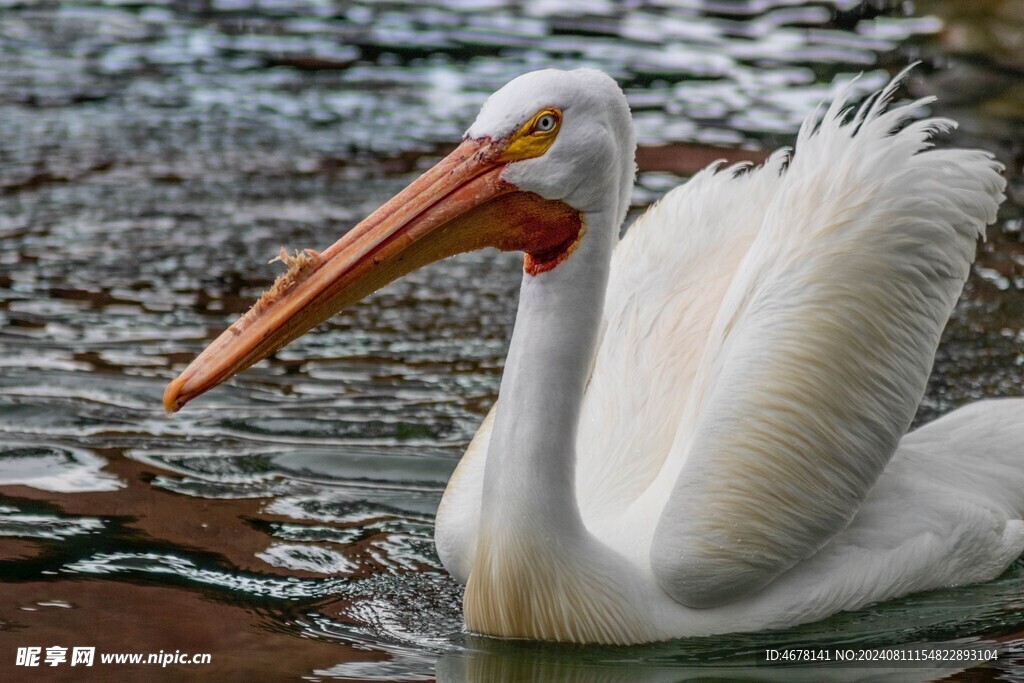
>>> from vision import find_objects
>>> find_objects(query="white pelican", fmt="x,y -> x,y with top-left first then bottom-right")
164,67 -> 1024,645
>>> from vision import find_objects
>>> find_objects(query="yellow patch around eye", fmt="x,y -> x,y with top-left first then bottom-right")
499,108 -> 561,162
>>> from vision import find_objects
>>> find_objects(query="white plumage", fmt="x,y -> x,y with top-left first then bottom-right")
435,68 -> 1024,643
164,65 -> 1022,646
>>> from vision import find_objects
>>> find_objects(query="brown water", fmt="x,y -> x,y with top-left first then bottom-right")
1,1 -> 1024,680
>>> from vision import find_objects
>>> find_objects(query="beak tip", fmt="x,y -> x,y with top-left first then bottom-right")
163,375 -> 187,415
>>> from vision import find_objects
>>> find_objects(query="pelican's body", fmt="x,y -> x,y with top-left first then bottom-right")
165,68 -> 1023,644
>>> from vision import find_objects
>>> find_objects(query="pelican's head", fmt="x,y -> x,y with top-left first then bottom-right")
164,68 -> 635,412
468,68 -> 635,219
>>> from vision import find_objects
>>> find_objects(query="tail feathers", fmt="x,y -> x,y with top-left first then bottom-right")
903,399 -> 1024,520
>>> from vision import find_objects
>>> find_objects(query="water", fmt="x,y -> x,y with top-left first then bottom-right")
1,0 -> 1023,680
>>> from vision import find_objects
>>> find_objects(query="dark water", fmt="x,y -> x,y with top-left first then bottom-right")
2,0 -> 1024,680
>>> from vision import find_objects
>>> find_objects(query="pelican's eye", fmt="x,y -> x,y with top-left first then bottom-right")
534,113 -> 557,133
501,108 -> 562,162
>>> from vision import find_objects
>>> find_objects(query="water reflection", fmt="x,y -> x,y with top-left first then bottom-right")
0,444 -> 122,492
434,645 -> 965,683
437,567 -> 1024,681
1,0 -> 1023,679
0,506 -> 104,542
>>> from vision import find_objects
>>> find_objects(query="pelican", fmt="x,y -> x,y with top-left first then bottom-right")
164,68 -> 1024,645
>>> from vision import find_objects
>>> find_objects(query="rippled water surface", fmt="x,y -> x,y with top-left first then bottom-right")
2,1 -> 1024,680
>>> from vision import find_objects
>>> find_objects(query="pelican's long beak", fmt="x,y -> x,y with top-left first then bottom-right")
163,137 -> 582,413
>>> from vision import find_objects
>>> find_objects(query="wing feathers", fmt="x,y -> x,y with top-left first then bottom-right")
575,152 -> 789,523
650,71 -> 1005,608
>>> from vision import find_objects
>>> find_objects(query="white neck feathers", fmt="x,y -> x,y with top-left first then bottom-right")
464,209 -> 652,643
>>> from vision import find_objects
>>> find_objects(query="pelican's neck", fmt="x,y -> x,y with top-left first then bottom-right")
481,208 -> 616,539
465,207 -> 648,642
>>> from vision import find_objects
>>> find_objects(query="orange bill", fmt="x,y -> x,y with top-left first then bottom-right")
163,136 -> 584,413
